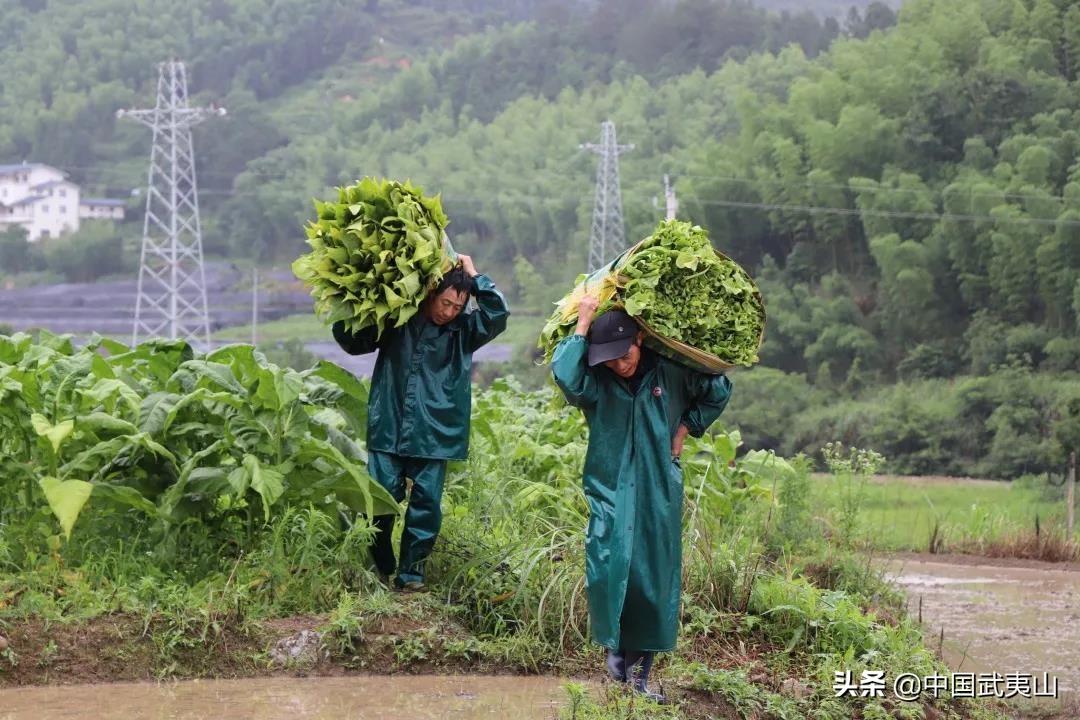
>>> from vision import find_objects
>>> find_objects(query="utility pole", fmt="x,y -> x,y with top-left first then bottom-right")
120,60 -> 225,349
581,120 -> 633,272
1069,451 -> 1076,539
663,174 -> 678,220
251,267 -> 258,347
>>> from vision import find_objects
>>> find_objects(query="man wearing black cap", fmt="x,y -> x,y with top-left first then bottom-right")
551,294 -> 732,702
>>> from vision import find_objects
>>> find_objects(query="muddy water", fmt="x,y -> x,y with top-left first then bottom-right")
0,675 -> 566,720
886,557 -> 1080,692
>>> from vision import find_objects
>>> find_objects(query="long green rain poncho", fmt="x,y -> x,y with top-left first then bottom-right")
551,334 -> 732,651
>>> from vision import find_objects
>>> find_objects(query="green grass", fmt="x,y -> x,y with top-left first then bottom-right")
492,312 -> 545,349
809,474 -> 1071,552
214,313 -> 326,343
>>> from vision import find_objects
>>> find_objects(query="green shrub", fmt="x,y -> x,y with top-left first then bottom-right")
896,341 -> 963,380
724,367 -> 823,451
1043,336 -> 1080,371
1005,323 -> 1053,367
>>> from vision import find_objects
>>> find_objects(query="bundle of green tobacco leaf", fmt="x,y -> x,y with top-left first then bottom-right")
292,178 -> 453,337
540,219 -> 764,371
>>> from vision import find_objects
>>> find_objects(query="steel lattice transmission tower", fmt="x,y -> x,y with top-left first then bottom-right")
119,60 -> 225,348
581,120 -> 633,272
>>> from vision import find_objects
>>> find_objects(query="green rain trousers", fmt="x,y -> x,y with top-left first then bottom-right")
333,273 -> 509,583
551,334 -> 732,651
368,451 -> 448,584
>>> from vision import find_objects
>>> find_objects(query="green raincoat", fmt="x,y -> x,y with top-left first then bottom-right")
552,334 -> 732,651
332,273 -> 509,460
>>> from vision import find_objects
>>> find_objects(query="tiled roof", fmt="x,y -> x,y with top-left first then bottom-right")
0,163 -> 43,175
7,195 -> 46,207
29,179 -> 75,192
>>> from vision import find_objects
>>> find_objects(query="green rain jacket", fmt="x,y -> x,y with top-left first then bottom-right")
552,334 -> 732,651
332,274 -> 509,460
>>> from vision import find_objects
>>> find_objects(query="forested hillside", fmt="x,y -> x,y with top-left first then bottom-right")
2,0 -> 1078,477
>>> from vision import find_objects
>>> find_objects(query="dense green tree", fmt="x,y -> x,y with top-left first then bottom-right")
0,227 -> 36,276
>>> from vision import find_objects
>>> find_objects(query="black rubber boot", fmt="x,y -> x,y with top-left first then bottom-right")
606,648 -> 627,682
626,651 -> 666,703
371,514 -> 397,578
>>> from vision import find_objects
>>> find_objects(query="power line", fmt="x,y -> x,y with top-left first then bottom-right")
43,164 -> 1080,228
677,172 -> 1073,206
57,159 -> 1079,210
680,196 -> 1080,228
103,185 -> 1080,228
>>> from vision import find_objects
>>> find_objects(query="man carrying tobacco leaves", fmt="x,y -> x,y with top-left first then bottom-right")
333,254 -> 509,592
551,294 -> 732,702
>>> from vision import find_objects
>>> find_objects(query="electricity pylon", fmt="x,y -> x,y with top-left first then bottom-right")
119,60 -> 225,348
581,121 -> 633,272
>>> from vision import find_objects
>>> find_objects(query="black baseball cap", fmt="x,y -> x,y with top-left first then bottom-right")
587,309 -> 640,366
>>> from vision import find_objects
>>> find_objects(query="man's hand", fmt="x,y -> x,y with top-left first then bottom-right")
458,254 -> 478,278
575,294 -> 600,336
672,423 -> 690,458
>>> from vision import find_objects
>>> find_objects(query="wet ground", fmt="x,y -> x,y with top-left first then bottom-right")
885,555 -> 1080,693
0,675 -> 566,720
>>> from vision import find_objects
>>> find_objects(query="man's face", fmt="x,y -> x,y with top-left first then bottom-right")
428,287 -> 468,325
604,336 -> 643,378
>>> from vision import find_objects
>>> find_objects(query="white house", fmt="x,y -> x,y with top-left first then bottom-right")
0,162 -> 126,241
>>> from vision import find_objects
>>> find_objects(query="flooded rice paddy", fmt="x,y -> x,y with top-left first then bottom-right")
886,555 -> 1080,693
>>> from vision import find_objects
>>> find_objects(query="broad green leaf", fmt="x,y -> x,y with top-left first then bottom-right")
739,450 -> 795,478
90,353 -> 116,380
255,368 -> 303,412
138,392 -> 181,434
31,414 -> 74,454
292,177 -> 451,334
228,465 -> 250,496
172,360 -> 245,395
242,454 -> 285,521
39,476 -> 93,539
61,433 -> 177,481
80,378 -> 141,415
295,437 -> 396,516
75,412 -> 139,436
91,482 -> 159,517
711,432 -> 739,465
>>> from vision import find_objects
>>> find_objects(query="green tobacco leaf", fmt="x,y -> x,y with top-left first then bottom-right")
80,378 -> 141,415
739,449 -> 795,479
91,482 -> 159,518
295,437 -> 397,516
242,454 -> 285,521
307,360 -> 369,432
173,360 -> 246,395
90,353 -> 116,380
39,476 -> 93,539
31,414 -> 74,454
541,219 -> 764,367
228,465 -> 250,497
255,367 -> 303,412
293,177 -> 452,335
75,412 -> 139,436
61,433 -> 178,481
138,392 -> 181,435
